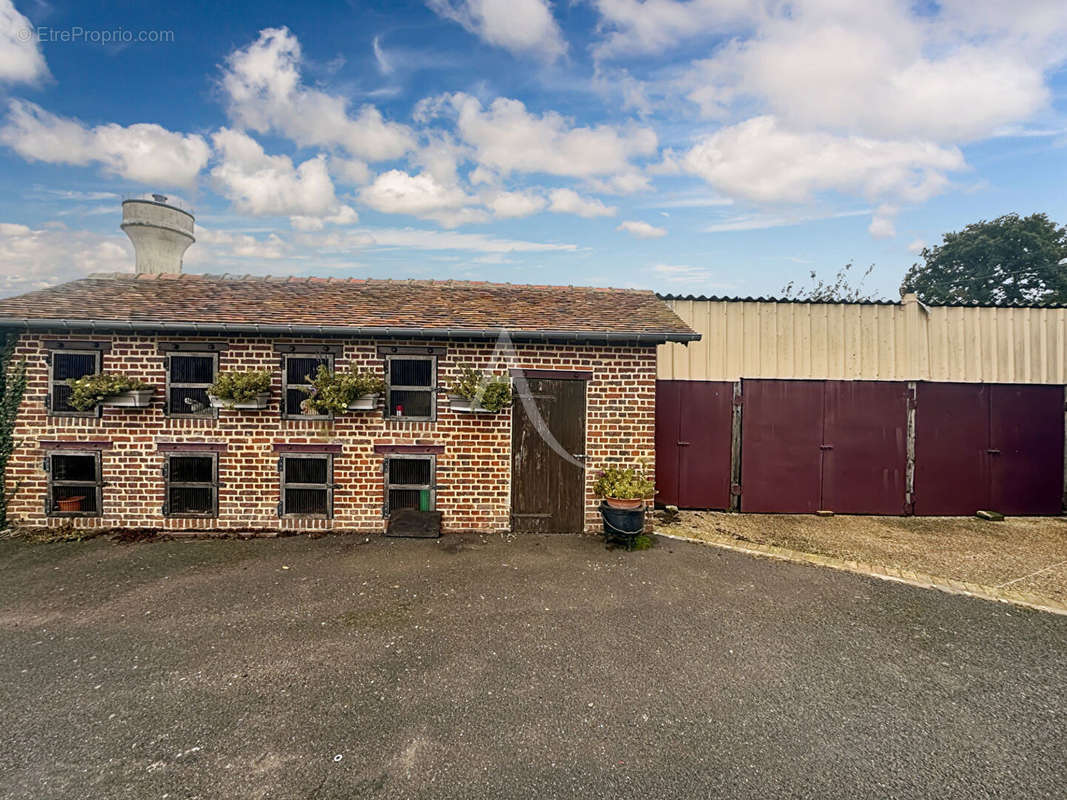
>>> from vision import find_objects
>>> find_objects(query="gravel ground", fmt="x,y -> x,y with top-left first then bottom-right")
1,533 -> 1065,799
660,512 -> 1067,604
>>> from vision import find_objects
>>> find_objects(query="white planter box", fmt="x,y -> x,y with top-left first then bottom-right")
346,393 -> 380,411
208,392 -> 270,410
102,389 -> 154,408
448,395 -> 497,413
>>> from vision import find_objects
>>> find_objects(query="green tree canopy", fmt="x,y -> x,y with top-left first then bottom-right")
901,213 -> 1067,305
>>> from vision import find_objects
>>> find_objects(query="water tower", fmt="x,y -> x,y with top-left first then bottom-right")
121,193 -> 195,274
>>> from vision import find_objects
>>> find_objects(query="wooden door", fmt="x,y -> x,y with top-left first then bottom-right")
511,377 -> 586,532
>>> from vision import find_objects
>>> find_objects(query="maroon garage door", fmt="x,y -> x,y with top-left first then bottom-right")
740,380 -> 909,514
655,381 -> 733,509
914,383 -> 1064,516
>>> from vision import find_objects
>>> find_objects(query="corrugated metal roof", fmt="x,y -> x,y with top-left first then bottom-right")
657,293 -> 1067,309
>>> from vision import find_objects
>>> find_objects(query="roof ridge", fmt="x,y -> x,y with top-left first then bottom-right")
84,271 -> 654,293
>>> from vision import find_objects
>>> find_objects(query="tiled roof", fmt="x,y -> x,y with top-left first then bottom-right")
0,273 -> 698,343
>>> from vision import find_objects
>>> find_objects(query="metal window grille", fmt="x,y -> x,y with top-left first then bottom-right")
282,354 -> 333,419
385,356 -> 436,420
45,451 -> 103,516
384,454 -> 435,517
165,353 -> 218,417
48,350 -> 101,416
278,454 -> 334,517
162,453 -> 219,517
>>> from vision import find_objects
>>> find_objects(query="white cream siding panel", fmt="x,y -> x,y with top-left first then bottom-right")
658,295 -> 1067,384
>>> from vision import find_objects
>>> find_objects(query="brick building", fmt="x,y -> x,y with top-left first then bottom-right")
0,273 -> 696,535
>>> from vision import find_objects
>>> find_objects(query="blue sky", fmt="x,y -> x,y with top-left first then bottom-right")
0,0 -> 1064,299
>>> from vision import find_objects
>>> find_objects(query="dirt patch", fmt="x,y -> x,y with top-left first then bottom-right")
659,511 -> 1067,605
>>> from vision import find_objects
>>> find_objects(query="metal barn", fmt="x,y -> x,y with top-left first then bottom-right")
656,294 -> 1067,516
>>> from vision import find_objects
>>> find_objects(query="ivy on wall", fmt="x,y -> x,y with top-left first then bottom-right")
0,332 -> 27,528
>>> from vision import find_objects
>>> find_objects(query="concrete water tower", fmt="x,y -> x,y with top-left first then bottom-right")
121,194 -> 195,274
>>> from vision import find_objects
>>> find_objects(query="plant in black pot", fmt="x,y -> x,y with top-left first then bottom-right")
594,464 -> 655,546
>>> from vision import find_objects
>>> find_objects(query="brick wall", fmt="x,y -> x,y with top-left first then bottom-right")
5,333 -> 656,533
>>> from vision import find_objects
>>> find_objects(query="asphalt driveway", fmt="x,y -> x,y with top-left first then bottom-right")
1,532 -> 1064,799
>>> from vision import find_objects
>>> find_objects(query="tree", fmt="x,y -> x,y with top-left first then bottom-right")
780,262 -> 880,302
901,213 -> 1067,305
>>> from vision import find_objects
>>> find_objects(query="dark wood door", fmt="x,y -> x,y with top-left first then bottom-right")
511,378 -> 586,532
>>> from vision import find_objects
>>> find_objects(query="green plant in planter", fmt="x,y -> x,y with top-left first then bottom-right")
66,373 -> 150,411
300,366 -> 385,416
448,367 -> 512,412
208,369 -> 272,406
593,464 -> 655,500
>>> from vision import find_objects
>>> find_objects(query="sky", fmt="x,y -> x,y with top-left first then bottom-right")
0,0 -> 1064,300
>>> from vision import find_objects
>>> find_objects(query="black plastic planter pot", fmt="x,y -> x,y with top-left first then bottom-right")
600,501 -> 646,543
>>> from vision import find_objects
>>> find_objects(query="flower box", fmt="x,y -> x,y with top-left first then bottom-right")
101,389 -> 155,408
448,395 -> 497,413
208,392 -> 271,410
346,393 -> 380,411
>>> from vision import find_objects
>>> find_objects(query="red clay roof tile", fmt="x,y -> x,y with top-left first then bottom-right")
0,273 -> 698,342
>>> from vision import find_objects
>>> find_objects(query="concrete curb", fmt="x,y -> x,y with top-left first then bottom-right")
655,530 -> 1067,617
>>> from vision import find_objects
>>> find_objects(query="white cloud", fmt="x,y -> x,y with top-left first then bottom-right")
592,0 -> 758,59
289,204 -> 359,231
868,205 -> 897,239
222,27 -> 415,161
547,188 -> 616,218
372,35 -> 393,75
195,227 -> 289,260
487,189 -> 546,218
298,226 -> 577,254
702,208 -> 870,233
0,0 -> 48,84
907,238 -> 926,254
210,128 -> 339,217
651,263 -> 730,288
0,100 -> 210,187
359,169 -> 485,227
684,5 -> 1053,143
443,93 -> 657,180
331,157 -> 373,186
684,116 -> 965,206
0,221 -> 131,295
617,219 -> 667,238
427,0 -> 566,60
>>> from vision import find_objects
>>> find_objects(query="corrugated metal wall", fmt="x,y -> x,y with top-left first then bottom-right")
659,296 -> 1067,384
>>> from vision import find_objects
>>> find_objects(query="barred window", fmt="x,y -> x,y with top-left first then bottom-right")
165,353 -> 217,417
46,451 -> 102,516
279,454 -> 333,517
385,356 -> 436,420
163,454 -> 218,517
384,455 -> 435,516
49,351 -> 101,416
282,354 -> 332,419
